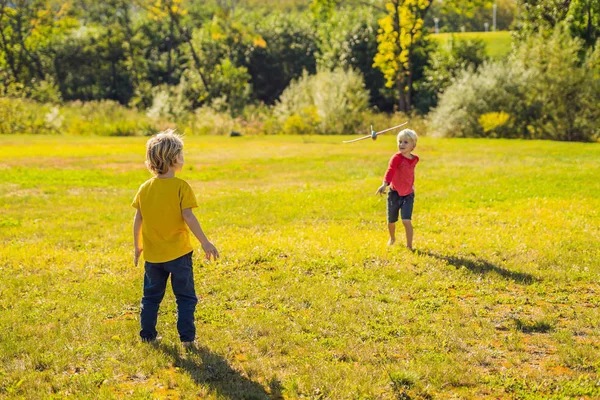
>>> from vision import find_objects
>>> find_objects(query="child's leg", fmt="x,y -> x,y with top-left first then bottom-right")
168,252 -> 198,343
140,262 -> 169,341
387,190 -> 400,245
400,193 -> 415,250
387,223 -> 396,245
402,219 -> 413,250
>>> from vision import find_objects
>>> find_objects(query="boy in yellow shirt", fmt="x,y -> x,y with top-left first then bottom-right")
132,130 -> 219,347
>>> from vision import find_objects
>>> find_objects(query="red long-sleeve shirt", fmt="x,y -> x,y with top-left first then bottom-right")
384,153 -> 419,196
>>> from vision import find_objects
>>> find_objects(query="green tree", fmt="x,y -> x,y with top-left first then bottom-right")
514,0 -> 571,39
566,0 -> 600,47
245,11 -> 317,104
180,3 -> 261,114
0,0 -> 76,97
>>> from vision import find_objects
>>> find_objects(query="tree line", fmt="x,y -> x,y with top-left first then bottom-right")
1,0 -> 599,140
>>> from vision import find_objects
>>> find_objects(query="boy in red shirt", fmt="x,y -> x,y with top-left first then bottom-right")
376,129 -> 419,250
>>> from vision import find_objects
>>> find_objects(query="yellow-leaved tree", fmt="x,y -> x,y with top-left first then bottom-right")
374,0 -> 489,112
373,0 -> 431,112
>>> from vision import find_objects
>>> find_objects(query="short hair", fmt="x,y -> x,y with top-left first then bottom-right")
397,129 -> 418,145
145,129 -> 184,175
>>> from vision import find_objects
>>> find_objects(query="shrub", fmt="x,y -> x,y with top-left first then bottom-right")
429,29 -> 600,141
415,37 -> 488,114
274,68 -> 369,134
146,84 -> 192,122
429,61 -> 529,138
478,111 -> 513,137
0,98 -> 58,135
185,107 -> 237,136
60,100 -> 158,136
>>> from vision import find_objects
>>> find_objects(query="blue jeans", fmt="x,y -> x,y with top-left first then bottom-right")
140,252 -> 198,342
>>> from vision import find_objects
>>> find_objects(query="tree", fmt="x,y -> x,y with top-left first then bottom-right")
0,0 -> 76,95
514,0 -> 571,39
245,11 -> 317,104
373,0 -> 489,112
566,0 -> 600,47
373,0 -> 433,112
515,0 -> 599,47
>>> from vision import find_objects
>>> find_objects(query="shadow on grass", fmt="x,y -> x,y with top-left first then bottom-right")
421,251 -> 538,284
158,343 -> 281,399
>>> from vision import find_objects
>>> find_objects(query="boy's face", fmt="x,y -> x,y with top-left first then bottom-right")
398,138 -> 416,155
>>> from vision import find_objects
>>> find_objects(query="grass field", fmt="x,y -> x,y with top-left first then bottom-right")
1,134 -> 599,399
430,31 -> 513,58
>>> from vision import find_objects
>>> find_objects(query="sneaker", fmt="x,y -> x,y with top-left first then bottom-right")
182,341 -> 198,350
142,336 -> 162,345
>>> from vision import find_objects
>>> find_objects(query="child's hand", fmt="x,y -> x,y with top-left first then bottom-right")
376,184 -> 387,196
134,247 -> 143,267
201,241 -> 220,261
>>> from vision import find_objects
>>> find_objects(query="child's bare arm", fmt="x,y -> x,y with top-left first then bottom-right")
133,209 -> 143,266
182,208 -> 219,260
376,181 -> 389,195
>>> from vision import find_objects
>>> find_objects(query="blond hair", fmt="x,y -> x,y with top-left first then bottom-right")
397,129 -> 418,145
145,129 -> 184,175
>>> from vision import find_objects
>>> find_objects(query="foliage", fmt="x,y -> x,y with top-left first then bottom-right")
415,36 -> 488,114
514,0 -> 572,40
374,0 -> 433,112
54,24 -> 135,104
515,0 -> 600,47
0,97 -> 58,134
313,6 -> 393,111
146,83 -> 192,121
178,8 -> 256,115
566,0 -> 600,47
0,0 -> 77,97
430,29 -> 600,141
429,61 -> 529,138
512,29 -> 600,141
274,68 -> 370,134
0,97 -> 158,136
0,76 -> 62,103
243,11 -> 318,105
478,111 -> 512,135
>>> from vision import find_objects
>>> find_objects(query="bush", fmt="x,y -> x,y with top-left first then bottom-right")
185,107 -> 237,136
0,98 -> 59,135
274,68 -> 370,134
429,61 -> 529,138
429,29 -> 600,141
415,37 -> 488,114
59,101 -> 158,136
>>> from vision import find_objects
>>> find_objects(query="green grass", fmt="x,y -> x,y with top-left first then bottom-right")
1,135 -> 599,399
430,31 -> 513,58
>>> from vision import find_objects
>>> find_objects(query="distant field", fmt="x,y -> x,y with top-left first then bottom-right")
1,135 -> 599,399
430,31 -> 513,58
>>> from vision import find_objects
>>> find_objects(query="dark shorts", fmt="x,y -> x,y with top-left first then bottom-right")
387,190 -> 415,223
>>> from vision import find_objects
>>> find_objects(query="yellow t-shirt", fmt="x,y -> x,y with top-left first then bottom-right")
132,177 -> 198,263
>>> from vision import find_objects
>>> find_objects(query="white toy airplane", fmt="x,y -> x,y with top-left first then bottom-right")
343,122 -> 409,143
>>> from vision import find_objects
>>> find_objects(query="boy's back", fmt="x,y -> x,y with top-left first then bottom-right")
132,177 -> 197,263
